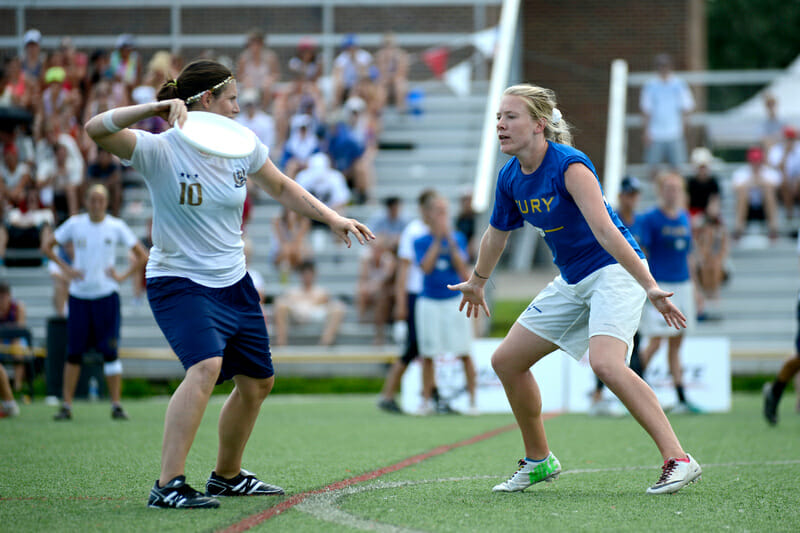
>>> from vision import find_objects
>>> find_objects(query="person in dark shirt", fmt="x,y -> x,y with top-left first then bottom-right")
686,147 -> 720,220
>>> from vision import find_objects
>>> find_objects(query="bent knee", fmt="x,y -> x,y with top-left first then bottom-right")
237,375 -> 274,403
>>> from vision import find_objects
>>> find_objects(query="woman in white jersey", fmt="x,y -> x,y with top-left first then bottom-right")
85,59 -> 374,509
449,84 -> 701,495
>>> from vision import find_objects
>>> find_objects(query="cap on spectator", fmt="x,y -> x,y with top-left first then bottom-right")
239,88 -> 259,106
747,147 -> 764,164
342,34 -> 357,48
44,66 -> 66,84
783,125 -> 798,139
23,29 -> 41,46
345,96 -> 366,114
3,143 -> 17,156
690,146 -> 714,167
115,33 -> 136,49
298,38 -> 317,51
290,113 -> 313,130
620,175 -> 642,194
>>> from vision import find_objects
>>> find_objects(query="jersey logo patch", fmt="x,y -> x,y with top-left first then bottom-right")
233,168 -> 247,188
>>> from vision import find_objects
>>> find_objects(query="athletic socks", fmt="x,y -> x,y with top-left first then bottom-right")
524,455 -> 549,464
676,385 -> 687,404
772,380 -> 787,402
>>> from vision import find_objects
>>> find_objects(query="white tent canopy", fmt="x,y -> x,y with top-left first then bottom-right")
706,56 -> 800,148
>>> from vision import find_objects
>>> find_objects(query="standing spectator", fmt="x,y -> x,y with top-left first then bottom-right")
109,34 -> 142,88
637,172 -> 699,414
377,190 -> 438,414
761,92 -> 784,149
640,53 -> 695,177
733,147 -> 780,241
86,148 -> 122,216
332,34 -> 373,107
686,147 -> 721,219
455,189 -> 479,262
368,196 -> 410,252
414,194 -> 477,415
767,126 -> 800,222
356,237 -> 396,345
272,261 -> 346,347
0,281 -> 30,397
269,207 -> 310,284
235,88 -> 275,151
237,29 -> 280,108
20,29 -> 43,82
693,196 -> 729,320
42,184 -> 148,421
375,33 -> 409,113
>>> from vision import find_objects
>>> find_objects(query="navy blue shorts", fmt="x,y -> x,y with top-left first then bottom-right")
146,274 -> 274,383
67,292 -> 121,363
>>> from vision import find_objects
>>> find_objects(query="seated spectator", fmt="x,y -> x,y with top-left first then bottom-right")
272,79 -> 325,148
269,207 -> 310,284
37,142 -> 81,225
693,196 -> 729,320
332,34 -> 373,107
130,218 -> 151,306
0,363 -> 20,418
109,34 -> 142,88
326,113 -> 367,202
3,186 -> 54,258
356,237 -> 396,344
1,56 -> 27,108
733,147 -> 780,240
20,29 -> 43,83
281,114 -> 319,178
86,148 -> 122,216
295,153 -> 351,252
0,143 -> 33,215
237,29 -> 280,108
767,126 -> 800,222
375,33 -> 409,113
368,196 -> 409,252
235,88 -> 276,151
287,38 -> 322,84
40,66 -> 73,124
686,147 -> 721,220
343,95 -> 378,203
273,261 -> 346,347
0,281 -> 30,397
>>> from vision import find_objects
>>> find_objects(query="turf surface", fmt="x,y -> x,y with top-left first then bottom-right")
1,392 -> 798,532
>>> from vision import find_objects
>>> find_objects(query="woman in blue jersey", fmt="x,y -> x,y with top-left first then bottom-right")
637,172 -> 699,414
85,60 -> 374,509
448,84 -> 701,495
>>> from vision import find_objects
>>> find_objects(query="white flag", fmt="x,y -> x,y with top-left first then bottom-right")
444,61 -> 472,98
472,27 -> 497,57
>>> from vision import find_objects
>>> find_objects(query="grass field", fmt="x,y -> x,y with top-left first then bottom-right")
2,392 -> 800,532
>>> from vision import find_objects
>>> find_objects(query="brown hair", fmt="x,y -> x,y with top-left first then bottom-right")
503,84 -> 573,147
156,59 -> 233,108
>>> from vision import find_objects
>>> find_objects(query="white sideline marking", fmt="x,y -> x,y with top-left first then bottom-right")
296,461 -> 800,532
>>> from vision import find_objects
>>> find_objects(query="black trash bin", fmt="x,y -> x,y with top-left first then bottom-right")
46,316 -> 106,399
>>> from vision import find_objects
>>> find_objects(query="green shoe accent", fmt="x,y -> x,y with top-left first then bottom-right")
528,454 -> 561,484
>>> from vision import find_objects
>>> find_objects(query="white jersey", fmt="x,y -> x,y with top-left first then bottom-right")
123,128 -> 268,288
54,213 -> 139,299
397,218 -> 428,295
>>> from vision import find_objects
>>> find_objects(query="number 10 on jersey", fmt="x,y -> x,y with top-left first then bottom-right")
179,183 -> 203,206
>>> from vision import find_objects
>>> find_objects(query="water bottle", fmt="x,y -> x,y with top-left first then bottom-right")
88,376 -> 99,402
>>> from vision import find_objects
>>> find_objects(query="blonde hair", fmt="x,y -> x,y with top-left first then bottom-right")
86,183 -> 109,200
503,84 -> 573,146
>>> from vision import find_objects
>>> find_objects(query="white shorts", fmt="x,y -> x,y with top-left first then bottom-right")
516,262 -> 647,362
415,295 -> 472,358
640,280 -> 695,338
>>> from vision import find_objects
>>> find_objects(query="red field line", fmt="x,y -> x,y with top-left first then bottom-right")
218,419 -> 541,533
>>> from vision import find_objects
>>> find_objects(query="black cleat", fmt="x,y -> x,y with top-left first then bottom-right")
206,469 -> 284,496
148,476 -> 220,509
53,406 -> 72,421
377,398 -> 403,414
763,382 -> 778,426
111,405 -> 130,420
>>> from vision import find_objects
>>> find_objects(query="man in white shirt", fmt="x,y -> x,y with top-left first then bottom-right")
732,147 -> 781,240
42,184 -> 148,421
640,54 -> 695,177
767,126 -> 800,220
332,34 -> 373,106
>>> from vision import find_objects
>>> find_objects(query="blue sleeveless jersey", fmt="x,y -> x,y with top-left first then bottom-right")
489,141 -> 644,284
636,207 -> 692,282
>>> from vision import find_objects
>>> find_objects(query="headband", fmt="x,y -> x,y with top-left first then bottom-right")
185,75 -> 235,105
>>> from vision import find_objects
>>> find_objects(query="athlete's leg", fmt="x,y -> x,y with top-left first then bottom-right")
214,374 -> 274,479
590,335 -> 684,460
666,334 -> 687,401
0,365 -> 13,402
491,323 -> 557,460
380,360 -> 407,400
460,355 -> 477,407
639,336 -> 662,371
159,357 -> 222,486
61,362 -> 81,406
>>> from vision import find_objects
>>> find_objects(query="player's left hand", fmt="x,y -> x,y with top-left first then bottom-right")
448,279 -> 490,318
105,266 -> 122,282
647,287 -> 687,329
330,217 -> 375,247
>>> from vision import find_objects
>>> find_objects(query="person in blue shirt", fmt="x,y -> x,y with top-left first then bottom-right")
414,194 -> 477,415
637,172 -> 699,414
448,83 -> 700,495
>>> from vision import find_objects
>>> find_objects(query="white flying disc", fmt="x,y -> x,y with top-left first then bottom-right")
175,111 -> 256,159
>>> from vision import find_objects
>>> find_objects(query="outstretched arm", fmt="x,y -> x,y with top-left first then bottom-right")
565,163 -> 686,329
447,225 -> 511,318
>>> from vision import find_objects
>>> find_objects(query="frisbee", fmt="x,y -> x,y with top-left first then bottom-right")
175,111 -> 256,159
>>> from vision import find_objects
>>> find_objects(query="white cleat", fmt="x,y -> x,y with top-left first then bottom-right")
646,453 -> 702,494
492,453 -> 561,492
